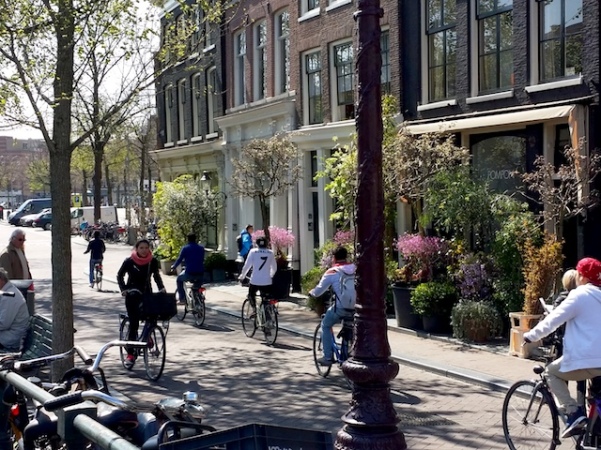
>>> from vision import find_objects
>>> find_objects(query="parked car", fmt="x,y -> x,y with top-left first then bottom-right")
21,208 -> 51,227
7,198 -> 52,225
33,211 -> 52,230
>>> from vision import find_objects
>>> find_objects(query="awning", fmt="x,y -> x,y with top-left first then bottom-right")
405,104 -> 575,134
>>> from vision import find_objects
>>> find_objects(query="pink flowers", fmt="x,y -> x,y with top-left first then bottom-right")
253,226 -> 295,255
395,234 -> 449,282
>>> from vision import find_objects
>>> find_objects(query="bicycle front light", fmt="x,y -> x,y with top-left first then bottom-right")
183,391 -> 198,403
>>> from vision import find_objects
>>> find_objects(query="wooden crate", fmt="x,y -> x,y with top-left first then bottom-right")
509,312 -> 542,331
509,328 -> 540,358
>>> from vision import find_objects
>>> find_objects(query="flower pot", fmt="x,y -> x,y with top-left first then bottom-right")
391,285 -> 422,330
422,315 -> 449,334
461,320 -> 491,343
508,312 -> 543,358
159,260 -> 175,275
271,268 -> 292,300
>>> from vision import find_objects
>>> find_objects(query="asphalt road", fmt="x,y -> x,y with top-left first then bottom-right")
1,223 -> 578,449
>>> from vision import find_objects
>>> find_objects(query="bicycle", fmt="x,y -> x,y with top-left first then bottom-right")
312,313 -> 354,382
93,261 -> 103,292
176,279 -> 206,327
502,337 -> 598,450
119,289 -> 170,381
240,290 -> 279,346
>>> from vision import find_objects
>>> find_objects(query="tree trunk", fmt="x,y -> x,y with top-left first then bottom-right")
81,170 -> 88,206
92,142 -> 105,222
260,197 -> 270,243
139,144 -> 146,229
50,0 -> 76,381
104,163 -> 113,205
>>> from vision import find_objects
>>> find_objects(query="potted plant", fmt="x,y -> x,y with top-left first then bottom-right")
204,251 -> 227,283
410,281 -> 458,333
390,234 -> 450,329
451,300 -> 503,342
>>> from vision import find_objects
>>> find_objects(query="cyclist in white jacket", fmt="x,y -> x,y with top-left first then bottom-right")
238,236 -> 277,306
524,257 -> 601,438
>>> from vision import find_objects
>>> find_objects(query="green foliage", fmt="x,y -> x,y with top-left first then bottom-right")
490,196 -> 542,315
153,245 -> 171,261
25,158 -> 51,193
451,300 -> 503,341
204,252 -> 227,271
424,167 -> 494,250
410,281 -> 458,317
153,175 -> 219,259
301,266 -> 329,312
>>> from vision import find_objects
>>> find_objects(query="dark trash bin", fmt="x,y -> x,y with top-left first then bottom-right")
158,423 -> 333,450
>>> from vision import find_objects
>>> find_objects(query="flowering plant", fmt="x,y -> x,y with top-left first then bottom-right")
395,233 -> 450,284
319,230 -> 356,269
253,226 -> 295,268
454,254 -> 495,301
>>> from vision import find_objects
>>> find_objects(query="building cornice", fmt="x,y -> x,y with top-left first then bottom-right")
217,93 -> 296,130
291,120 -> 355,148
152,139 -> 223,160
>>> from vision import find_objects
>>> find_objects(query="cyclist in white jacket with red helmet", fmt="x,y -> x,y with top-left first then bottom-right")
524,257 -> 601,438
238,236 -> 277,306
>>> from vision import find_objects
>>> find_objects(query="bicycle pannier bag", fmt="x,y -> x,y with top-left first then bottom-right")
142,292 -> 177,320
334,269 -> 356,310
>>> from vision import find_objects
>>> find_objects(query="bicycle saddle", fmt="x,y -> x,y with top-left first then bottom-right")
96,403 -> 139,432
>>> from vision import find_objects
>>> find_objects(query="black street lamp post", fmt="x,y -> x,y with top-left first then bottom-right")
336,1 -> 407,448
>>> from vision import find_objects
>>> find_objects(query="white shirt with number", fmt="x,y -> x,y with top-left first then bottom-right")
240,248 -> 277,286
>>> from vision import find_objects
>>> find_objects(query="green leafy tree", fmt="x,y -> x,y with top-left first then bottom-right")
153,175 -> 219,259
229,134 -> 302,243
71,145 -> 94,205
26,158 -> 51,194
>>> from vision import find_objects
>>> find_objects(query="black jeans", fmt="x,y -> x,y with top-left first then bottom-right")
125,292 -> 142,356
248,284 -> 271,306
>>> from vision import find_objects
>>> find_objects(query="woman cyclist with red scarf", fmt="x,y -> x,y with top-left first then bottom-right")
117,239 -> 165,368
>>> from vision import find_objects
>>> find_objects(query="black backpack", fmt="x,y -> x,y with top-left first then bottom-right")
236,234 -> 243,252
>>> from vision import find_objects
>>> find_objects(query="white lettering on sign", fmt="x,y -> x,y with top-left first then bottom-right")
487,169 -> 513,180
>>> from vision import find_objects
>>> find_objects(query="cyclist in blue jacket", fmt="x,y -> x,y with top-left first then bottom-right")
172,233 -> 205,304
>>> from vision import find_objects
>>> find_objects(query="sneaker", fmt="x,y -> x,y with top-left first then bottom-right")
89,283 -> 94,288
316,357 -> 333,367
178,299 -> 186,305
562,407 -> 587,438
124,354 -> 136,369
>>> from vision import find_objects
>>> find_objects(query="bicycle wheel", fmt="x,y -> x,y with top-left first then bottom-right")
313,323 -> 332,377
263,304 -> 278,345
241,298 -> 257,338
502,379 -> 559,450
143,324 -> 166,381
176,291 -> 188,321
119,317 -> 132,370
192,291 -> 206,327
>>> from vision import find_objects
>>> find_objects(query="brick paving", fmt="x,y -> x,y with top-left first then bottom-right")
2,224 -> 579,449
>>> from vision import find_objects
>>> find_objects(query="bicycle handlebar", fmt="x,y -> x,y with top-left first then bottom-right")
0,345 -> 93,372
44,390 -> 131,412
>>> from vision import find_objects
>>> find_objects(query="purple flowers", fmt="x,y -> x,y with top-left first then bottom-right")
456,255 -> 495,301
333,230 -> 355,246
395,234 -> 449,282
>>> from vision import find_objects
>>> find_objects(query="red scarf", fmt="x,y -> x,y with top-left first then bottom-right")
131,249 -> 153,266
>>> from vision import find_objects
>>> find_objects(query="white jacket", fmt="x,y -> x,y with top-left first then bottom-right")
0,281 -> 31,350
239,248 -> 277,286
525,283 -> 601,372
309,263 -> 356,310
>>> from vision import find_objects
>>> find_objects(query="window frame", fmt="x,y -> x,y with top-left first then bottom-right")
253,20 -> 267,101
207,67 -> 219,135
425,0 -> 457,103
191,74 -> 202,137
381,29 -> 391,94
331,40 -> 355,121
234,30 -> 246,106
538,0 -> 583,83
304,50 -> 323,125
177,78 -> 187,141
165,85 -> 173,143
274,10 -> 290,95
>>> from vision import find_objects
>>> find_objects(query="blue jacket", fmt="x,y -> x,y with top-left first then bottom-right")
173,243 -> 205,275
240,231 -> 252,257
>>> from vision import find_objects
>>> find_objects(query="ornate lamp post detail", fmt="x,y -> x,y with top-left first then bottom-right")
335,1 -> 407,449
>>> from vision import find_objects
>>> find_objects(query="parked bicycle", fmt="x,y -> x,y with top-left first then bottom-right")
93,262 -> 103,292
176,279 -> 206,327
312,314 -> 354,383
240,290 -> 279,346
119,289 -> 171,381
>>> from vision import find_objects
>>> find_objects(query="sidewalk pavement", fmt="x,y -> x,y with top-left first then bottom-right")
97,266 -> 538,393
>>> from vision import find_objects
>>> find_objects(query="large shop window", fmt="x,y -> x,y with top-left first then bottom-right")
477,0 -> 513,93
472,134 -> 526,194
427,0 -> 457,102
539,0 -> 583,82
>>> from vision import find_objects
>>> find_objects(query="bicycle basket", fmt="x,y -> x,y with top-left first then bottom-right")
141,292 -> 177,320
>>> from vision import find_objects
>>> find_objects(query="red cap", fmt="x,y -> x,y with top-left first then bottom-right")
576,257 -> 601,286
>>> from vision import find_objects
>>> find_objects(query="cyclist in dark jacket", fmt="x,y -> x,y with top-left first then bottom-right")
171,233 -> 205,303
84,231 -> 105,288
117,239 -> 165,368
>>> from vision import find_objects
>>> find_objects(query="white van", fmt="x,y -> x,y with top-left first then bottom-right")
71,206 -> 118,229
